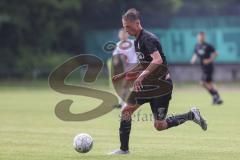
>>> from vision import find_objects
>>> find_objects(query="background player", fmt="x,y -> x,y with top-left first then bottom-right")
109,8 -> 207,155
191,32 -> 223,105
112,28 -> 138,108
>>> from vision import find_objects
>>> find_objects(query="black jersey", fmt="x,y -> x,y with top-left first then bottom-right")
194,42 -> 215,71
134,29 -> 167,66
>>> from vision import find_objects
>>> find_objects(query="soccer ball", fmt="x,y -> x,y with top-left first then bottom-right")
73,133 -> 93,153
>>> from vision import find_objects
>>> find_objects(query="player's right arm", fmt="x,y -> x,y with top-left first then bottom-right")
203,45 -> 218,65
112,63 -> 142,81
190,53 -> 198,64
191,45 -> 198,64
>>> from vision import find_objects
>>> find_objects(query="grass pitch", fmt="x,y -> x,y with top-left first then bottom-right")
0,82 -> 240,160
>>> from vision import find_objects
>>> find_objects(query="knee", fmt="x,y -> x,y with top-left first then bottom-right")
200,81 -> 205,86
121,107 -> 133,121
154,121 -> 167,131
121,104 -> 136,115
121,111 -> 131,121
121,104 -> 139,121
201,81 -> 209,88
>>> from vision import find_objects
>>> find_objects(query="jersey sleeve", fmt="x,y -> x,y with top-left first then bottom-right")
112,42 -> 121,56
209,45 -> 216,53
144,37 -> 159,55
112,48 -> 118,56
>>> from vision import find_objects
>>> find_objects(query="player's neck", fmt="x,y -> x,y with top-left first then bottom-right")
135,27 -> 143,38
121,39 -> 128,42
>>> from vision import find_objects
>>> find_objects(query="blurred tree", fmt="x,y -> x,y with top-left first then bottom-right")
0,0 -> 84,76
80,0 -> 183,28
0,0 -> 239,78
178,0 -> 240,16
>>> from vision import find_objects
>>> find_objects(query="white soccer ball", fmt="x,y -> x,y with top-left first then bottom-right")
73,133 -> 93,153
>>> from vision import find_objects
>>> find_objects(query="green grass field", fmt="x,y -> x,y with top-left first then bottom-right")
0,82 -> 240,160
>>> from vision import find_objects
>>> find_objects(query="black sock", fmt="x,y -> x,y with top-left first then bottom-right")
119,119 -> 131,151
208,89 -> 220,100
166,112 -> 194,129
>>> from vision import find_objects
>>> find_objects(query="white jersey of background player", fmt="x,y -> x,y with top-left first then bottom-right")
112,28 -> 138,71
112,28 -> 138,108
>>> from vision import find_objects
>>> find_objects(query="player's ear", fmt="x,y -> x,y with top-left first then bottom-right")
135,20 -> 140,26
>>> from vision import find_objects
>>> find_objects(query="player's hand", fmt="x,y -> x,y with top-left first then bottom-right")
190,60 -> 195,65
203,59 -> 211,65
112,73 -> 125,81
133,75 -> 144,92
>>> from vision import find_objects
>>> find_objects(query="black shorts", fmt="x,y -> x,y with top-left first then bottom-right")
201,65 -> 214,82
201,70 -> 213,82
127,79 -> 172,120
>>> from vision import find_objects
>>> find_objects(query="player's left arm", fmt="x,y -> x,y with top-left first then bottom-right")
140,51 -> 162,77
134,51 -> 163,91
203,45 -> 218,64
209,51 -> 218,62
133,36 -> 164,91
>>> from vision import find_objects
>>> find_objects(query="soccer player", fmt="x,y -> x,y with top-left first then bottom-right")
109,8 -> 207,155
112,28 -> 138,108
191,32 -> 223,105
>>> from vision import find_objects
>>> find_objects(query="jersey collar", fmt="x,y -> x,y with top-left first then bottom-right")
135,29 -> 144,42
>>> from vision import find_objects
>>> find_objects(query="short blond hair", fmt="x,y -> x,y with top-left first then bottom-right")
122,8 -> 140,21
